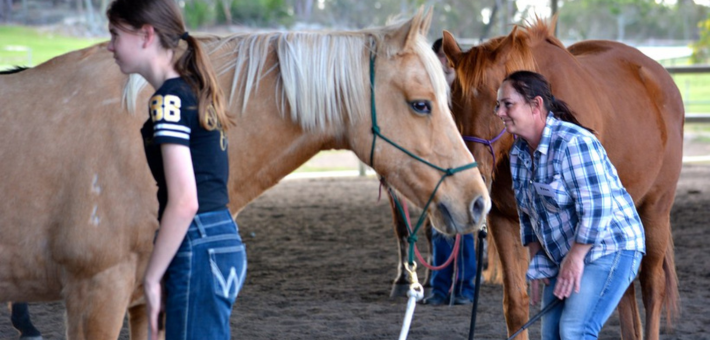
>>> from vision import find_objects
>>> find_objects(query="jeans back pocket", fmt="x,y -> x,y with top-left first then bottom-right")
209,245 -> 247,303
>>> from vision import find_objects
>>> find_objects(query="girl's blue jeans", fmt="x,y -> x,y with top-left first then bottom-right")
163,209 -> 247,340
540,250 -> 642,340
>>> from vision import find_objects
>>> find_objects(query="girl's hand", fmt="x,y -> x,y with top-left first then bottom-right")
145,279 -> 162,340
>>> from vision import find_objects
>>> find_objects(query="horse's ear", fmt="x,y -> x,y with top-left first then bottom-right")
493,25 -> 519,64
418,7 -> 433,36
442,30 -> 462,66
399,6 -> 431,50
549,13 -> 559,36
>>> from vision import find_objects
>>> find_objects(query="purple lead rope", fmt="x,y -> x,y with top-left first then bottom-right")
462,128 -> 507,165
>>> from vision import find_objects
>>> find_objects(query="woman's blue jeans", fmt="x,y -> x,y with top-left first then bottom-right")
540,250 -> 642,340
163,209 -> 247,340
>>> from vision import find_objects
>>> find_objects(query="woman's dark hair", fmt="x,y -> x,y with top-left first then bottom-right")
106,0 -> 232,131
503,70 -> 593,133
432,38 -> 443,53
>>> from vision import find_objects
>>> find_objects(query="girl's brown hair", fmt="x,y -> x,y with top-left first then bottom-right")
107,0 -> 233,131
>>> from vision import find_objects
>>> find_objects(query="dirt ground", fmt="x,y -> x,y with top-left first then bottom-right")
1,138 -> 709,340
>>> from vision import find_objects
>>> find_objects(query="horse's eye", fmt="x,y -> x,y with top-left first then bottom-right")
409,100 -> 432,115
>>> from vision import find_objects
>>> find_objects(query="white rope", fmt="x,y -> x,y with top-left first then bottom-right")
398,263 -> 424,340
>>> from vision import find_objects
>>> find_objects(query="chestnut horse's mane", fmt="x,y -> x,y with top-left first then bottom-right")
457,16 -> 566,99
123,10 -> 447,133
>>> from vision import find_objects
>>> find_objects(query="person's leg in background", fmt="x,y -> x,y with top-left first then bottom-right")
423,228 -> 454,305
452,233 -> 476,305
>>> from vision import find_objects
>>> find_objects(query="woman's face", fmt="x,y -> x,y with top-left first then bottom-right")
107,22 -> 146,75
495,80 -> 537,137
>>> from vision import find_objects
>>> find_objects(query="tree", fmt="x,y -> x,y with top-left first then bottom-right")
692,15 -> 710,64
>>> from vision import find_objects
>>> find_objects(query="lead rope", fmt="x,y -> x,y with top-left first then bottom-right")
467,224 -> 487,340
398,262 -> 424,340
366,41 -> 478,340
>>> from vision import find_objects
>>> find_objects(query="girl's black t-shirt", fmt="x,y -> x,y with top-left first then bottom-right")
141,77 -> 229,220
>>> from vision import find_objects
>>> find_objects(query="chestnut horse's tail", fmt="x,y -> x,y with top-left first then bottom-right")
663,233 -> 680,330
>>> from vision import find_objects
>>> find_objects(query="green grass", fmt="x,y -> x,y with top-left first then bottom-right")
0,25 -> 105,69
672,73 -> 710,114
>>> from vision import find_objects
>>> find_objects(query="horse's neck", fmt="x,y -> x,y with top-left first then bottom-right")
533,43 -> 608,133
225,107 -> 332,214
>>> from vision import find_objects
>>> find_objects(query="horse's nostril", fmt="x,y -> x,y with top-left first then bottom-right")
470,196 -> 486,225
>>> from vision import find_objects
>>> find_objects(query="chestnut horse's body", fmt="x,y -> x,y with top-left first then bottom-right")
442,19 -> 682,339
0,10 -> 490,339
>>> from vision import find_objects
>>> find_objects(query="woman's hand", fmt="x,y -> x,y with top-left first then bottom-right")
145,278 -> 162,340
554,242 -> 592,299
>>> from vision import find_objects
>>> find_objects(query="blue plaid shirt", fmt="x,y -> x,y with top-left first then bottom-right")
510,114 -> 645,280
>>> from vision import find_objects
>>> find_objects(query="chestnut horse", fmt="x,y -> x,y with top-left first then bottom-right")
0,9 -> 490,340
442,18 -> 682,340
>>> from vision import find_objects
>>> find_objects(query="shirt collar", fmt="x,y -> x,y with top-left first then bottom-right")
536,112 -> 558,156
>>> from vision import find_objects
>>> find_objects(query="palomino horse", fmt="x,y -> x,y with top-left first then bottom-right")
0,9 -> 490,340
442,18 -> 682,339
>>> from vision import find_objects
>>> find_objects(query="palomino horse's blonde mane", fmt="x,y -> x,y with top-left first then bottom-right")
123,10 -> 447,133
457,16 -> 565,100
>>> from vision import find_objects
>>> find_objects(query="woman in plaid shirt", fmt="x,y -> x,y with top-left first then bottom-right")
495,71 -> 645,339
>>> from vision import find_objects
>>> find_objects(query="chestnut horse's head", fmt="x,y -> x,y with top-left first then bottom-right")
442,19 -> 556,184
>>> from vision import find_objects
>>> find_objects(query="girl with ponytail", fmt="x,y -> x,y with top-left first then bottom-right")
495,70 -> 645,339
107,1 -> 244,339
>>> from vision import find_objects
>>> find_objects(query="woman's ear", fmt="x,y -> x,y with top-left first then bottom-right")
533,96 -> 545,112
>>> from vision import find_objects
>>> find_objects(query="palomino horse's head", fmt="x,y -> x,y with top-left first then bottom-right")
343,9 -> 490,234
442,21 -> 548,184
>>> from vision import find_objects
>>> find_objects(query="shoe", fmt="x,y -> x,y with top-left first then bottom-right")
421,293 -> 447,306
453,295 -> 474,305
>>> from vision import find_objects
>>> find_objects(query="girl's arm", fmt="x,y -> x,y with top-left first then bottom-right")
144,143 -> 198,339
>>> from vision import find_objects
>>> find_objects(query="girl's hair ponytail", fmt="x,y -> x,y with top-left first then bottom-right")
504,70 -> 593,133
177,34 -> 232,131
107,0 -> 233,131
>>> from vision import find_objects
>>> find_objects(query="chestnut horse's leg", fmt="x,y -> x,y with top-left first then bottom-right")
632,199 -> 679,340
488,210 -> 530,340
63,262 -> 136,340
482,229 -> 504,285
617,285 -> 643,340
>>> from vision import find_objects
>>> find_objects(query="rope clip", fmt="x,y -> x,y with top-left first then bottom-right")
404,262 -> 424,301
